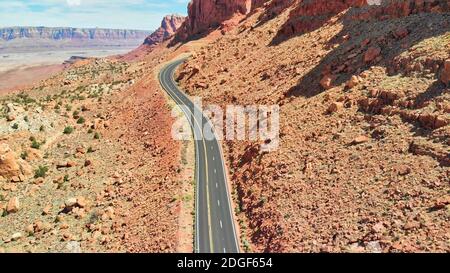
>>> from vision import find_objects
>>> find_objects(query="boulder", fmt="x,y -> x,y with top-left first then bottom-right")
346,75 -> 360,89
440,60 -> 450,85
6,197 -> 20,213
327,102 -> 344,114
320,75 -> 333,90
364,46 -> 381,63
0,144 -> 32,179
351,135 -> 370,145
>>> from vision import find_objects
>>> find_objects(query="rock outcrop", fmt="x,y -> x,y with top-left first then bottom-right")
440,60 -> 450,85
173,0 -> 253,42
143,15 -> 186,46
0,143 -> 31,180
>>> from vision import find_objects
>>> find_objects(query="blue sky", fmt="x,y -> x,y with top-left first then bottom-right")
0,0 -> 190,30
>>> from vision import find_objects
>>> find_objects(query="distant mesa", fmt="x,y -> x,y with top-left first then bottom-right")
0,27 -> 150,41
0,27 -> 151,53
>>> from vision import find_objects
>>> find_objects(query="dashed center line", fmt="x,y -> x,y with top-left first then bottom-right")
216,183 -> 218,188
214,169 -> 217,174
217,200 -> 220,207
220,220 -> 223,229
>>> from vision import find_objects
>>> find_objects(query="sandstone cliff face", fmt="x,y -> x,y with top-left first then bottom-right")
0,27 -> 150,41
174,0 -> 253,42
144,15 -> 186,46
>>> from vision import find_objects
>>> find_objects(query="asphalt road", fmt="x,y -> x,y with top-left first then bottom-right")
159,59 -> 240,253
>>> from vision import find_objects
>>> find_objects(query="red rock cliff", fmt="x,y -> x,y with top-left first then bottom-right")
174,0 -> 254,42
144,14 -> 186,46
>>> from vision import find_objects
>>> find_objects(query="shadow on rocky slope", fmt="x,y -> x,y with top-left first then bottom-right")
282,11 -> 449,99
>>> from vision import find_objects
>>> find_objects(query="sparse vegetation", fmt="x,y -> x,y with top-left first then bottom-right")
63,126 -> 74,134
34,165 -> 49,178
94,132 -> 100,139
77,117 -> 86,124
31,139 -> 41,149
11,123 -> 19,130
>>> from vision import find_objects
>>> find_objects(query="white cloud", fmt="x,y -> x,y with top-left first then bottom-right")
67,0 -> 81,6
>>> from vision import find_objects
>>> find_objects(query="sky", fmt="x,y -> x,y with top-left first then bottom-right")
0,0 -> 190,30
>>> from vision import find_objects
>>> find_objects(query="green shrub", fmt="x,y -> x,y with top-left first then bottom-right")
34,166 -> 49,178
11,123 -> 19,130
94,132 -> 100,139
31,139 -> 41,149
63,126 -> 74,134
77,117 -> 85,124
87,147 -> 94,153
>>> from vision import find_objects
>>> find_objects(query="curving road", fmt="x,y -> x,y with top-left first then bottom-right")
159,58 -> 240,253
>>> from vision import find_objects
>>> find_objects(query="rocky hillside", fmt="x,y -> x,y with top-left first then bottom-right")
0,38 -> 194,253
144,15 -> 186,46
0,27 -> 150,41
176,0 -> 450,253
